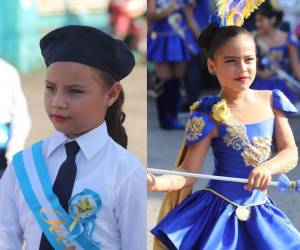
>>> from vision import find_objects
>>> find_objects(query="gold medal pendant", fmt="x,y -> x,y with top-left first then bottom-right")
235,206 -> 250,221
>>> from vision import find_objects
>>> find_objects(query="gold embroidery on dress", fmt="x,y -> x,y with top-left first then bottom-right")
241,146 -> 262,167
211,99 -> 272,167
185,116 -> 205,142
223,124 -> 248,150
223,123 -> 272,167
252,136 -> 272,159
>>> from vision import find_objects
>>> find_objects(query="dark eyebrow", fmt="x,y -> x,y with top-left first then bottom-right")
224,56 -> 238,59
224,55 -> 255,59
45,80 -> 56,85
45,80 -> 86,88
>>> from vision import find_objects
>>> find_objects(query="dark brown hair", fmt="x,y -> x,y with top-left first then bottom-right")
96,70 -> 128,149
198,25 -> 252,58
256,1 -> 283,27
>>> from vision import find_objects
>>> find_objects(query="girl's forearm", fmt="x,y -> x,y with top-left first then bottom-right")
262,147 -> 298,175
292,65 -> 300,81
151,171 -> 196,192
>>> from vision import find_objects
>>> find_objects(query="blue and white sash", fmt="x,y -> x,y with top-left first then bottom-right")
13,141 -> 100,250
0,123 -> 10,150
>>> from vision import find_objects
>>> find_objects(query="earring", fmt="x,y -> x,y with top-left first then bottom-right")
210,71 -> 215,77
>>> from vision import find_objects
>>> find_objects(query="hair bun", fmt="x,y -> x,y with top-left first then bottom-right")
274,9 -> 283,24
198,24 -> 217,51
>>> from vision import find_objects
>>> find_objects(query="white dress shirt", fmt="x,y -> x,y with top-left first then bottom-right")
0,122 -> 146,250
0,58 -> 31,161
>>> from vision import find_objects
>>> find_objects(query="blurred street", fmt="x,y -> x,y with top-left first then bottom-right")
147,94 -> 300,249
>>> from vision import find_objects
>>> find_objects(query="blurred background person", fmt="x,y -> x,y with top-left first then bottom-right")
251,1 -> 300,109
182,0 -> 210,111
148,0 -> 200,130
109,0 -> 147,58
0,58 -> 31,178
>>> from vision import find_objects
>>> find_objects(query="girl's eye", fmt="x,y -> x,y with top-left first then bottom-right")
225,60 -> 235,63
46,85 -> 55,92
69,89 -> 84,95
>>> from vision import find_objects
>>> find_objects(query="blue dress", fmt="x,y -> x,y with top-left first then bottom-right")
147,0 -> 200,62
152,89 -> 300,250
251,33 -> 300,104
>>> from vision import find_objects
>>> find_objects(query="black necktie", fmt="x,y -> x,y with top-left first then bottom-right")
39,141 -> 80,250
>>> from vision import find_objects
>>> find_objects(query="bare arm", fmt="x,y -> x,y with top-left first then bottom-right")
288,43 -> 300,80
148,128 -> 215,192
263,109 -> 298,174
183,3 -> 201,37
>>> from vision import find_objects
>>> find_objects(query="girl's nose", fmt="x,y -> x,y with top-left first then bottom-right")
52,93 -> 67,109
239,60 -> 248,72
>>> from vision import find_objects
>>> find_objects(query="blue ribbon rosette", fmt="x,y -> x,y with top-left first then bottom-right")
0,124 -> 10,149
68,189 -> 102,242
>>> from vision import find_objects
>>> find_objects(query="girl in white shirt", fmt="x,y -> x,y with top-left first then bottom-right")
0,25 -> 146,250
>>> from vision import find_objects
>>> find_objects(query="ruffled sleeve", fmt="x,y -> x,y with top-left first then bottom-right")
272,89 -> 298,114
185,111 -> 215,146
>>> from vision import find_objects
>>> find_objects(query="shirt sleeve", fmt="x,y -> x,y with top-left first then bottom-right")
115,164 -> 146,250
6,70 -> 31,162
0,165 -> 23,249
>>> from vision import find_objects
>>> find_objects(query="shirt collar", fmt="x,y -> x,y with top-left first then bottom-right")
46,122 -> 109,161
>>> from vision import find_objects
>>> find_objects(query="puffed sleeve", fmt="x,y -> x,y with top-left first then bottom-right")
185,111 -> 215,146
272,89 -> 298,115
287,32 -> 299,47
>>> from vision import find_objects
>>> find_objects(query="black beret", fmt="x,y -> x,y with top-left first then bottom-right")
40,25 -> 135,81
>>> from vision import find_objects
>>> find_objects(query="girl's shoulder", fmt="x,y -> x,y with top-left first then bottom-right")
254,89 -> 297,115
275,31 -> 297,47
109,139 -> 145,171
254,89 -> 272,103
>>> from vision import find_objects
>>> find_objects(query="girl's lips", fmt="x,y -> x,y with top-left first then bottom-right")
235,77 -> 249,82
50,114 -> 68,122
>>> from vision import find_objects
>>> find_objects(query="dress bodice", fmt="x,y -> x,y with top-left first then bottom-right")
185,89 -> 297,205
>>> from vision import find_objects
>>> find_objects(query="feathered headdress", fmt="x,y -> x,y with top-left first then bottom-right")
212,0 -> 265,27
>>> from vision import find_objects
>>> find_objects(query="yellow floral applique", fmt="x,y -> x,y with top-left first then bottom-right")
185,116 -> 205,142
211,99 -> 234,125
